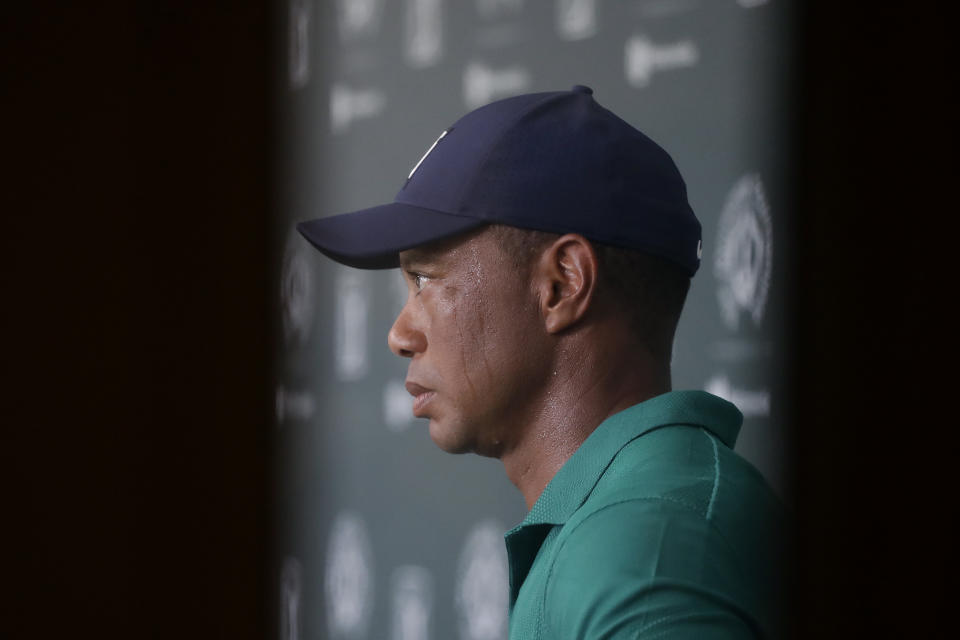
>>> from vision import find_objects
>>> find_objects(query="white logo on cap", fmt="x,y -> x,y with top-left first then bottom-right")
408,130 -> 448,180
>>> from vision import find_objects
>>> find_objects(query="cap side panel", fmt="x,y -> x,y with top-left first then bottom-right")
394,92 -> 567,217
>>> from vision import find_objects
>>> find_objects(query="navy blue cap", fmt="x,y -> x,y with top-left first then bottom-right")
297,85 -> 702,276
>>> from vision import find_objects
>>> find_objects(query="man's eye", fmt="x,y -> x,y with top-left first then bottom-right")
407,272 -> 429,291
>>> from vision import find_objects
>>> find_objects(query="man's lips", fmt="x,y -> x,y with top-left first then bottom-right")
405,381 -> 436,416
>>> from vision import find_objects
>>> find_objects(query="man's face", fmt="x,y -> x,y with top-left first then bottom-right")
388,228 -> 551,457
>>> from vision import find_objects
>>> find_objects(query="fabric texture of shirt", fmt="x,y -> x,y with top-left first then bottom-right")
505,390 -> 788,639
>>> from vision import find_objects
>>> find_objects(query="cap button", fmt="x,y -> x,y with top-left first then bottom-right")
571,84 -> 593,95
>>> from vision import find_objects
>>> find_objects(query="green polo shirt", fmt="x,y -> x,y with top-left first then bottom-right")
505,390 -> 787,639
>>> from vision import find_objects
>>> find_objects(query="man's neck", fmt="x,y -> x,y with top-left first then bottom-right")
499,337 -> 670,510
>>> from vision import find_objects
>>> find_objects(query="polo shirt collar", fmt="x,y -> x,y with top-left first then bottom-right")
511,390 -> 742,530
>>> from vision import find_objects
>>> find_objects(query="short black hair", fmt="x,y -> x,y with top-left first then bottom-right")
488,224 -> 691,361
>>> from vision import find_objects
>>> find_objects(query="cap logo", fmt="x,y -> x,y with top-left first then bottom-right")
408,129 -> 449,180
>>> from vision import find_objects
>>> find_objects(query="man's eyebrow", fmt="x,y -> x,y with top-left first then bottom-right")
399,247 -> 443,269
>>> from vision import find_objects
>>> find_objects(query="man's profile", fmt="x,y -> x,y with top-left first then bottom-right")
297,86 -> 786,639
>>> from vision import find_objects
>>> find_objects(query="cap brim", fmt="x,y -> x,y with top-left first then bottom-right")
296,203 -> 486,269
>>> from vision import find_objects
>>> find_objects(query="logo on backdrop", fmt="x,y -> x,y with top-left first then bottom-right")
276,385 -> 316,425
337,0 -> 384,41
331,83 -> 387,134
463,61 -> 531,109
334,267 -> 370,381
391,566 -> 434,640
456,520 -> 509,640
384,379 -> 416,431
281,231 -> 316,347
288,0 -> 311,89
638,0 -> 699,18
477,0 -> 523,19
713,173 -> 774,331
279,557 -> 303,640
393,269 -> 411,313
704,373 -> 771,418
326,511 -> 375,638
556,0 -> 598,41
624,35 -> 699,88
405,0 -> 444,68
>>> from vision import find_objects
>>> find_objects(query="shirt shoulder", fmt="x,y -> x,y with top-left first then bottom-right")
588,424 -> 787,540
540,426 -> 788,638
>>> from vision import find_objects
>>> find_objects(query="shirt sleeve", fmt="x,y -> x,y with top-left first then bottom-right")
542,497 -> 761,640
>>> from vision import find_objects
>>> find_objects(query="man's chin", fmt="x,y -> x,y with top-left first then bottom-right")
428,420 -> 502,458
428,420 -> 471,455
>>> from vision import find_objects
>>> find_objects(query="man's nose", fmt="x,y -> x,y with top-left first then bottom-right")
388,304 -> 426,358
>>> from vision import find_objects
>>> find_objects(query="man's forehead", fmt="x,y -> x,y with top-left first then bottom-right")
398,245 -> 444,268
398,228 -> 490,268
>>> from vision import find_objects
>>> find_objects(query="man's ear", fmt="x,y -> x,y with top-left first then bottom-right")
533,234 -> 599,334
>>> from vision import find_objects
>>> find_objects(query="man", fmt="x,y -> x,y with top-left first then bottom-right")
298,86 -> 787,639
